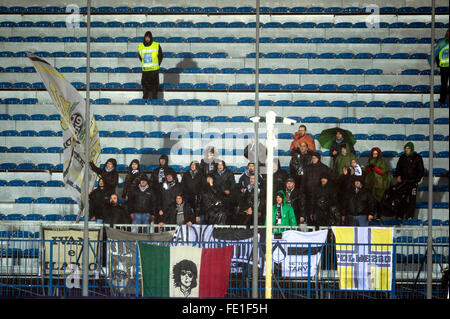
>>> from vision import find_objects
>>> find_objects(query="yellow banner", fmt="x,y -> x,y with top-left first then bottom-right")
332,227 -> 394,291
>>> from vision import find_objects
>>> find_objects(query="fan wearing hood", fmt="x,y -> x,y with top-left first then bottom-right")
89,158 -> 118,197
151,154 -> 176,192
157,171 -> 182,225
122,159 -> 142,203
213,160 -> 237,216
331,144 -> 356,181
364,148 -> 392,216
267,191 -> 297,234
89,178 -> 109,223
235,173 -> 266,226
138,31 -> 163,100
181,161 -> 204,212
394,142 -> 425,220
343,176 -> 375,226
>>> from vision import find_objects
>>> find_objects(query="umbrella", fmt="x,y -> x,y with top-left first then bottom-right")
317,127 -> 356,150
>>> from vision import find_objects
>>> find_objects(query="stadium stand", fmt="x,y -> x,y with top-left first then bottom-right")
0,0 -> 448,229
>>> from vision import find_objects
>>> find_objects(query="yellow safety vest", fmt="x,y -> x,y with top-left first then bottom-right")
439,43 -> 449,67
138,42 -> 160,71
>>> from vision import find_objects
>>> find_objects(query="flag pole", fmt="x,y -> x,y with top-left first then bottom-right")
264,111 -> 276,299
252,0 -> 261,299
426,0 -> 435,300
82,0 -> 92,297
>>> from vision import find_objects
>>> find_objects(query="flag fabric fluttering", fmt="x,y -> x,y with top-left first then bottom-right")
138,243 -> 233,298
27,52 -> 101,213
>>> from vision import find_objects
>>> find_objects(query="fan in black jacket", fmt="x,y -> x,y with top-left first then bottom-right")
151,154 -> 176,195
235,173 -> 266,226
163,194 -> 197,225
158,172 -> 182,224
104,194 -> 131,227
122,159 -> 141,203
89,158 -> 118,197
394,142 -> 425,220
282,177 -> 306,224
213,160 -> 237,214
199,174 -> 228,225
128,173 -> 157,227
310,175 -> 340,228
181,161 -> 203,212
343,176 -> 375,226
89,178 -> 109,223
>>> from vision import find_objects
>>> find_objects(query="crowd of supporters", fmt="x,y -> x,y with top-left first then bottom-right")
88,126 -> 425,231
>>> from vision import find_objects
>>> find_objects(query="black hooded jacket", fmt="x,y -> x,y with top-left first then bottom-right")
151,154 -> 176,190
303,153 -> 331,193
344,177 -> 376,216
122,159 -> 141,201
89,158 -> 118,196
213,161 -> 236,195
181,161 -> 204,197
89,180 -> 109,220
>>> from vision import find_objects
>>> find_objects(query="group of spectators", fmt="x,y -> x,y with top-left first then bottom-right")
87,124 -> 425,231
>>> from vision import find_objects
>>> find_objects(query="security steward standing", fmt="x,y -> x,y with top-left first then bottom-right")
138,31 -> 163,101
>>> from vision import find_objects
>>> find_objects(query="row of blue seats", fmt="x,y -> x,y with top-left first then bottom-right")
1,111 -> 449,125
1,82 -> 443,93
373,219 -> 450,228
1,97 -> 447,109
1,162 -> 448,177
1,112 -> 449,125
0,35 -> 445,44
1,5 -> 448,14
3,176 -> 450,191
1,20 -> 448,29
0,143 -> 448,159
1,66 -> 436,76
0,213 -> 80,223
0,50 -> 431,60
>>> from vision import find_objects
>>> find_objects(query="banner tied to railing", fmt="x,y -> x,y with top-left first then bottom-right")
332,226 -> 394,291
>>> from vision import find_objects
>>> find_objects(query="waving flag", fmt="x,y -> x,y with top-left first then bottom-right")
27,52 -> 100,213
138,243 -> 233,298
332,227 -> 394,291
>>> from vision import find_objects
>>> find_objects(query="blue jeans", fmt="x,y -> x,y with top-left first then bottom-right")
132,213 -> 151,233
348,215 -> 369,227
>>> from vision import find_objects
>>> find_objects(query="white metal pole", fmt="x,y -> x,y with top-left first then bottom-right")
264,111 -> 276,299
252,0 -> 261,299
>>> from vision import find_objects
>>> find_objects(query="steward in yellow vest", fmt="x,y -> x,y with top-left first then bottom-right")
433,29 -> 449,104
138,31 -> 163,100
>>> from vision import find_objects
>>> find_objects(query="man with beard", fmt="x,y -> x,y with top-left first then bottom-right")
283,177 -> 305,224
289,142 -> 314,188
394,142 -> 425,220
122,159 -> 142,204
128,174 -> 156,232
138,31 -> 163,101
89,158 -> 118,197
104,193 -> 130,227
329,130 -> 355,164
238,162 -> 263,193
236,173 -> 266,226
290,125 -> 316,152
181,161 -> 203,213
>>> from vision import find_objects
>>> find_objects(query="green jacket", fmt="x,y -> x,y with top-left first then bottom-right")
267,191 -> 297,234
364,152 -> 392,202
332,152 -> 355,180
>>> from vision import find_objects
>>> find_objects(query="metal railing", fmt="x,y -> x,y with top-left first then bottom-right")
0,223 -> 448,298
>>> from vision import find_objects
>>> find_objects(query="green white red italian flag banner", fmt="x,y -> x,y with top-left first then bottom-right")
138,243 -> 233,298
